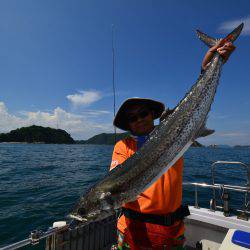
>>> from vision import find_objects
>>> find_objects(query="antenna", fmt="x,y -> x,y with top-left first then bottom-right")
112,24 -> 117,143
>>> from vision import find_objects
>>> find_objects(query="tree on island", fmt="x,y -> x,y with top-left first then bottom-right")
0,125 -> 75,144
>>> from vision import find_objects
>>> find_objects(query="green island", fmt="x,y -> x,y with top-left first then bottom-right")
0,125 -> 75,144
234,145 -> 250,149
76,132 -> 130,145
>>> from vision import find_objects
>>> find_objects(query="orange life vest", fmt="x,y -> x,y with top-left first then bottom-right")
110,136 -> 185,241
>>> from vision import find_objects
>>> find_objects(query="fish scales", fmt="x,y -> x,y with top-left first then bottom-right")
69,23 -> 243,223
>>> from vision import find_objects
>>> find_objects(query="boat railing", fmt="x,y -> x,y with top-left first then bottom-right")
183,160 -> 250,220
0,213 -> 118,250
0,225 -> 69,250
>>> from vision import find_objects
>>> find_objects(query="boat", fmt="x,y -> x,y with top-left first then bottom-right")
1,161 -> 250,250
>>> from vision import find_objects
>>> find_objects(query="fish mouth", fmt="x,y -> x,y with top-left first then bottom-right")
68,214 -> 88,222
69,210 -> 102,222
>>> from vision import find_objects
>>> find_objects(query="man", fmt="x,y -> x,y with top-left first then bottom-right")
110,41 -> 235,249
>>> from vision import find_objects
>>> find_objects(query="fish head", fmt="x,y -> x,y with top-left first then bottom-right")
69,190 -> 114,222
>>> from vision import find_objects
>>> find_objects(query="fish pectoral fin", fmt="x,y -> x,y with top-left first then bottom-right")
195,126 -> 215,138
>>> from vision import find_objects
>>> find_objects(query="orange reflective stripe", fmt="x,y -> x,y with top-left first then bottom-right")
110,138 -> 136,170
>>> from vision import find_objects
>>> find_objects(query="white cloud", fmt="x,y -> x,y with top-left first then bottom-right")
81,110 -> 111,117
0,102 -> 113,139
218,16 -> 250,35
67,90 -> 102,106
0,102 -> 26,130
209,114 -> 230,120
216,132 -> 248,137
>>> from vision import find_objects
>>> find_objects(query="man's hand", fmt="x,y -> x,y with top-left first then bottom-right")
202,39 -> 236,70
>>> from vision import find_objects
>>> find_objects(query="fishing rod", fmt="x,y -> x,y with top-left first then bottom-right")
112,24 -> 117,144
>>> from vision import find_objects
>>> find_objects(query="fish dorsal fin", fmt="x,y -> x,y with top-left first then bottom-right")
196,126 -> 215,138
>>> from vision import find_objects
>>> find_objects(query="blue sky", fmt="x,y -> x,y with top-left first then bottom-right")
0,0 -> 249,145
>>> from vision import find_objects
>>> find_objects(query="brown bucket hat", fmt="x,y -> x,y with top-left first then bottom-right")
113,97 -> 167,131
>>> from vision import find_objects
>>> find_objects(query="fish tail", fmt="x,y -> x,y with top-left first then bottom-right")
196,23 -> 244,47
196,30 -> 217,47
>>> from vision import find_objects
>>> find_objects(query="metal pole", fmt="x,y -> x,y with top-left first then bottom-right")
194,185 -> 199,209
112,24 -> 117,144
0,226 -> 68,250
183,182 -> 250,193
0,238 -> 32,250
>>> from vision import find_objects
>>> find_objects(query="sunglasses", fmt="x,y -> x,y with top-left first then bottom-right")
127,109 -> 151,123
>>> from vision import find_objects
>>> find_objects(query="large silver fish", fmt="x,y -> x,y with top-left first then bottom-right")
70,23 -> 244,222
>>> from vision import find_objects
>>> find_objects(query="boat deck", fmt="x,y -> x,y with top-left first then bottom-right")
45,206 -> 250,250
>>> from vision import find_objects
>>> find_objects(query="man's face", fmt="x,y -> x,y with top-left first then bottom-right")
126,104 -> 154,136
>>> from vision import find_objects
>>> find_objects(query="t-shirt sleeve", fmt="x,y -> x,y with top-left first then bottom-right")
110,140 -> 128,170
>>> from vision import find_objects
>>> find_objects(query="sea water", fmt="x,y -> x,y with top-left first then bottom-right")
0,144 -> 249,248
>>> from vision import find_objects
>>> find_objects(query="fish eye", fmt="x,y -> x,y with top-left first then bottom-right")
77,207 -> 86,215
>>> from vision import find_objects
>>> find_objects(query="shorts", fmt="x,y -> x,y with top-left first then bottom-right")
116,230 -> 186,250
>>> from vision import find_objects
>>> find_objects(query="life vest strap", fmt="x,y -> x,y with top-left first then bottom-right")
122,205 -> 190,226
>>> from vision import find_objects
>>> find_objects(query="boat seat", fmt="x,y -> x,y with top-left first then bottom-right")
200,239 -> 221,250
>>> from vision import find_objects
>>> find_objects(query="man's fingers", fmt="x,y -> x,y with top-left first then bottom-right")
217,44 -> 235,54
224,42 -> 233,47
221,43 -> 235,51
217,49 -> 228,55
216,40 -> 235,49
209,39 -> 224,52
